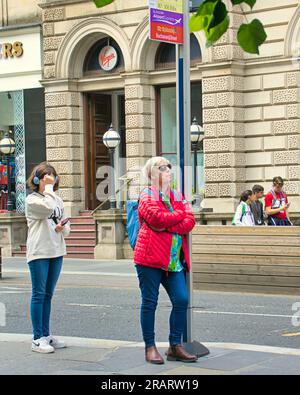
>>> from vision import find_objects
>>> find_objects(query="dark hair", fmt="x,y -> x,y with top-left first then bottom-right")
252,184 -> 264,194
27,161 -> 59,192
273,176 -> 284,185
240,190 -> 253,203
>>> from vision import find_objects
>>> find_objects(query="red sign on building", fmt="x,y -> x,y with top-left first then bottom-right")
149,8 -> 183,45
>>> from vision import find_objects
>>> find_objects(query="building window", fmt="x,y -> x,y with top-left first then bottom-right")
156,83 -> 204,192
155,34 -> 202,70
190,0 -> 204,12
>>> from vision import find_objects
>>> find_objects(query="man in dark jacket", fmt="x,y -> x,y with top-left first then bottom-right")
250,185 -> 265,225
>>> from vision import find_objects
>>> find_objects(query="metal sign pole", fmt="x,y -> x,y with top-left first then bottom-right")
176,0 -> 209,358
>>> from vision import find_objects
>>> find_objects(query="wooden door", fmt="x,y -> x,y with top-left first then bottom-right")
85,93 -> 111,210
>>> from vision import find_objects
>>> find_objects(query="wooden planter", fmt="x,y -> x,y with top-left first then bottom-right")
192,226 -> 300,295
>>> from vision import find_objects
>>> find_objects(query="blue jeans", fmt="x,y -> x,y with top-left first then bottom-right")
135,265 -> 188,348
28,257 -> 63,340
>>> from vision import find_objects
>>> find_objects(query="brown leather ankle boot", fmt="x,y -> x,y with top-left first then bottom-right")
145,345 -> 164,364
167,345 -> 198,362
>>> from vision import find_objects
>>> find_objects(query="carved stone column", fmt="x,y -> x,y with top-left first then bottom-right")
123,72 -> 156,199
44,84 -> 85,217
202,4 -> 246,216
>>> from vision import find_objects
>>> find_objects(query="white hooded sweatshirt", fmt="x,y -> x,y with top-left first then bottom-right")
25,184 -> 71,263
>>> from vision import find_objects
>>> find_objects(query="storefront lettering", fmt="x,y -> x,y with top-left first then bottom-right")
0,42 -> 23,59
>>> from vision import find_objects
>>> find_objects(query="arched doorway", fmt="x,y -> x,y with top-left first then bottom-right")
83,37 -> 126,210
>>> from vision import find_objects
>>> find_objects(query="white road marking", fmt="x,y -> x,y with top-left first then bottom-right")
194,310 -> 294,318
0,286 -> 31,294
67,303 -> 111,308
4,269 -> 136,277
0,291 -> 30,294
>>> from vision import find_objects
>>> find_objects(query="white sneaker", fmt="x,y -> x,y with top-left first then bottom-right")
31,337 -> 55,354
45,335 -> 66,349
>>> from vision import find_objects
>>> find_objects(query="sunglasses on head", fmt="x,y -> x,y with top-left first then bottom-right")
158,164 -> 172,172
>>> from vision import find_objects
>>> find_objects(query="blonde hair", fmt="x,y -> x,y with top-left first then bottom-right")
142,156 -> 170,186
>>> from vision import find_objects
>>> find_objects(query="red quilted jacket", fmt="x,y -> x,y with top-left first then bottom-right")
133,185 -> 196,271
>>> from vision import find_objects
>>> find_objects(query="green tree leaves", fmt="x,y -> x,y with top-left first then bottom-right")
93,0 -> 114,7
237,19 -> 267,54
190,0 -> 230,48
92,0 -> 267,54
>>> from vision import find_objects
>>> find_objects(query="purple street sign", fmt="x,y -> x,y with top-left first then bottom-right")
150,8 -> 183,44
150,8 -> 183,28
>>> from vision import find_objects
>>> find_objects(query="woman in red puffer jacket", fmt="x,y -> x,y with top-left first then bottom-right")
134,156 -> 197,365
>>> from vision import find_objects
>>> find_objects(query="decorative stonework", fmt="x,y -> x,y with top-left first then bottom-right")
45,106 -> 80,121
44,36 -> 63,51
44,51 -> 55,65
126,129 -> 154,144
44,66 -> 55,79
287,104 -> 300,119
289,166 -> 300,180
126,114 -> 152,129
288,135 -> 300,150
204,184 -> 219,198
59,174 -> 82,188
54,161 -> 82,175
46,133 -> 81,148
57,188 -> 82,202
46,120 -> 81,135
45,92 -> 80,107
205,154 -> 219,168
274,150 -> 300,165
273,89 -> 299,104
43,7 -> 65,22
273,120 -> 300,135
43,23 -> 54,37
47,147 -> 82,161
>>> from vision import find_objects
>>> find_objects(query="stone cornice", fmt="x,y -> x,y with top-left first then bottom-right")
38,0 -> 87,9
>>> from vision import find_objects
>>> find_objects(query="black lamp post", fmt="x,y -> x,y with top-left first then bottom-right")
190,117 -> 204,207
0,132 -> 15,212
103,124 -> 121,209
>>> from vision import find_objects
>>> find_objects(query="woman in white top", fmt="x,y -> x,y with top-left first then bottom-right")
232,190 -> 255,226
25,162 -> 70,353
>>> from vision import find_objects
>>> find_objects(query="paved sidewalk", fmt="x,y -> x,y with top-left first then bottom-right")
1,333 -> 300,375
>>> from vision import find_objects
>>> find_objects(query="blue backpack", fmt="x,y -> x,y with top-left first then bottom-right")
126,188 -> 153,250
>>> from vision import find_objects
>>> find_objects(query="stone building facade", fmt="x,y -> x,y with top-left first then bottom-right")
37,0 -> 300,220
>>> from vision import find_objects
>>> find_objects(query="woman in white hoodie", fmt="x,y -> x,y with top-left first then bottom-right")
26,162 -> 70,353
232,190 -> 255,226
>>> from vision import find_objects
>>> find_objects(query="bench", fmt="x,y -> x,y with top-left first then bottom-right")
192,226 -> 300,295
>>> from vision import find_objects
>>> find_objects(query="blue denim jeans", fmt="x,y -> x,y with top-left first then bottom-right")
28,257 -> 63,340
135,265 -> 188,348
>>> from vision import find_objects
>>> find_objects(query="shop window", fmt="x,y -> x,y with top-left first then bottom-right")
83,37 -> 125,76
0,89 -> 46,213
155,34 -> 202,70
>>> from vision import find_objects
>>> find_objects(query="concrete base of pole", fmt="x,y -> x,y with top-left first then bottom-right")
183,340 -> 210,358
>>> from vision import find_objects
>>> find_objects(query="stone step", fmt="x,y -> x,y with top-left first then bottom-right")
12,251 -> 26,257
69,217 -> 95,224
79,210 -> 93,217
65,237 -> 96,246
66,230 -> 96,238
66,245 -> 95,253
69,223 -> 96,231
65,252 -> 95,259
